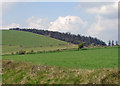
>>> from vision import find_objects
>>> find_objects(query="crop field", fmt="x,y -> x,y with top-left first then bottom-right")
3,47 -> 118,69
2,30 -> 76,54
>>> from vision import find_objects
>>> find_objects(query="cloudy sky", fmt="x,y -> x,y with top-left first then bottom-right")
2,1 -> 118,43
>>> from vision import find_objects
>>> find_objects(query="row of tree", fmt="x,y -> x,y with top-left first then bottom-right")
108,40 -> 119,46
9,28 -> 107,46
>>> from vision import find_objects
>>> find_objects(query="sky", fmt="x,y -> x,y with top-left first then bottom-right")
1,1 -> 119,44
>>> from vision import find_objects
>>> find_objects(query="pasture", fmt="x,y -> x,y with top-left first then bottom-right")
3,47 -> 118,69
2,30 -> 76,54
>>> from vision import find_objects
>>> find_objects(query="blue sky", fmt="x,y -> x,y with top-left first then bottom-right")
2,2 -> 118,43
3,2 -> 95,26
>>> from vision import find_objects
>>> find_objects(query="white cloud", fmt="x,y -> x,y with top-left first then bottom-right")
48,16 -> 88,34
26,16 -> 49,29
86,2 -> 118,16
2,23 -> 20,29
26,16 -> 88,35
78,2 -> 118,43
87,15 -> 118,43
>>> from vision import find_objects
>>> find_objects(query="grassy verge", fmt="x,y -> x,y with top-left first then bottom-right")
2,60 -> 119,84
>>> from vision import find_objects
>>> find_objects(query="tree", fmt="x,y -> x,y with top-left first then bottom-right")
78,42 -> 84,50
115,41 -> 119,46
108,40 -> 111,46
112,40 -> 114,46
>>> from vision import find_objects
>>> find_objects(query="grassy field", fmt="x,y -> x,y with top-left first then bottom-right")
2,30 -> 119,84
3,47 -> 118,69
2,30 -> 76,54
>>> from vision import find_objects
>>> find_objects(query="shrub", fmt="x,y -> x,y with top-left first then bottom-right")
16,51 -> 19,55
78,42 -> 84,50
31,50 -> 34,53
17,50 -> 26,55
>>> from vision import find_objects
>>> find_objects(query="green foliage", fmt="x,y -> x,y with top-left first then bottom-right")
78,42 -> 84,50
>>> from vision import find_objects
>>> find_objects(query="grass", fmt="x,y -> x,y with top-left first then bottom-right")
3,47 -> 118,69
2,45 -> 76,55
2,30 -> 76,54
2,30 -> 119,84
2,60 -> 119,84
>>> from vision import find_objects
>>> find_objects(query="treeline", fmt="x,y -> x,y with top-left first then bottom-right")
108,40 -> 119,46
9,28 -> 106,46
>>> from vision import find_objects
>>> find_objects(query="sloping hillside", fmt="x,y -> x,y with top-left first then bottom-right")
2,30 -> 76,54
9,28 -> 106,46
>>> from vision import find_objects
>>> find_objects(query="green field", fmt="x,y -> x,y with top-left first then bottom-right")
2,30 -> 76,54
2,30 -> 119,84
3,47 -> 118,69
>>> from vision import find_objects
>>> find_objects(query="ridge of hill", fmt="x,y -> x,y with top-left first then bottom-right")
9,28 -> 107,46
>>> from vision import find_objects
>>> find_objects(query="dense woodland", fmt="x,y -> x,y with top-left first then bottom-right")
9,28 -> 106,46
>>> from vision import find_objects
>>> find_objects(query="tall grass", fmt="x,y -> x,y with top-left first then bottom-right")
2,60 -> 119,84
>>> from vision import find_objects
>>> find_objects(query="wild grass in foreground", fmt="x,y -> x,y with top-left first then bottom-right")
2,60 -> 119,84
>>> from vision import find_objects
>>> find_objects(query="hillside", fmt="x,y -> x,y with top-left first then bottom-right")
2,30 -> 76,54
9,28 -> 106,46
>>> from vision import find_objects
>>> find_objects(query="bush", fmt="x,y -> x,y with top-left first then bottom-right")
31,50 -> 34,53
16,50 -> 26,55
11,52 -> 14,55
16,51 -> 19,55
78,42 -> 84,50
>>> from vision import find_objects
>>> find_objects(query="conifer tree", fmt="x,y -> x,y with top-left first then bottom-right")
108,40 -> 111,46
112,40 -> 114,46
